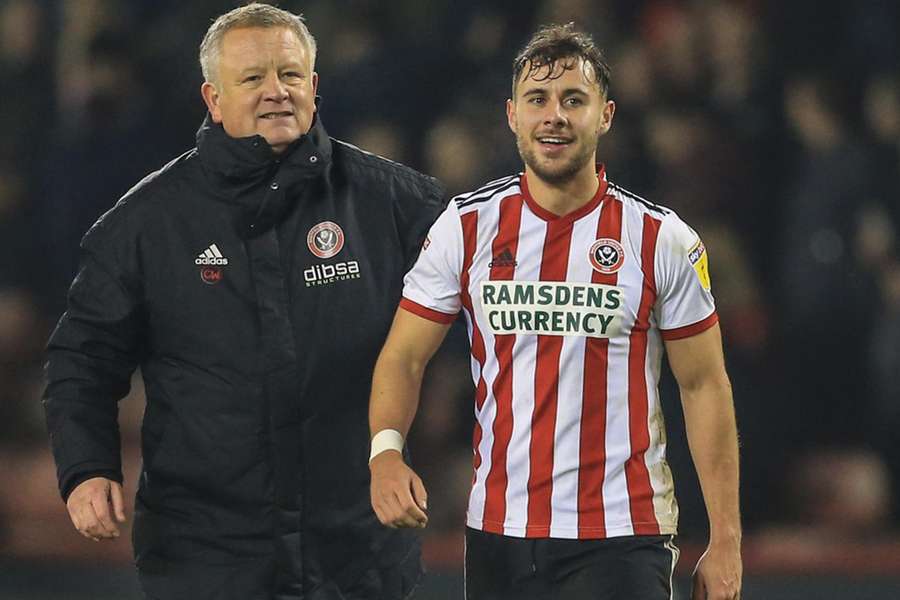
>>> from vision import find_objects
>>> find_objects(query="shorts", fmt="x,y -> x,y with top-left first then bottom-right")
464,527 -> 679,600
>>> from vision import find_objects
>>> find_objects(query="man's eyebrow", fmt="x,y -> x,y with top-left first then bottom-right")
521,87 -> 591,97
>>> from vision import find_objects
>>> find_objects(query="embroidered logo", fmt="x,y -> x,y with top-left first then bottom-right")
589,238 -> 625,274
196,243 -> 228,284
307,221 -> 345,259
688,239 -> 711,291
489,248 -> 517,268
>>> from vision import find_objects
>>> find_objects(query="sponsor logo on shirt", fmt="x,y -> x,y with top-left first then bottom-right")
480,281 -> 624,338
302,221 -> 363,287
307,221 -> 345,259
303,261 -> 361,287
589,238 -> 625,274
688,239 -> 711,291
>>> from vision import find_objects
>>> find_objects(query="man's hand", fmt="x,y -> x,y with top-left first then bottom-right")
369,451 -> 428,529
66,477 -> 127,542
691,541 -> 742,599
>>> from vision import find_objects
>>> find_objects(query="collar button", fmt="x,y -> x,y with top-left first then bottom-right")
309,155 -> 318,163
270,182 -> 279,190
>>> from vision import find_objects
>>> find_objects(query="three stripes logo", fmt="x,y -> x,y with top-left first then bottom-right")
196,243 -> 228,284
489,248 -> 517,268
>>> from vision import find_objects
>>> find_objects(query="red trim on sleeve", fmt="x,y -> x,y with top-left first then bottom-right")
660,311 -> 719,341
399,298 -> 457,324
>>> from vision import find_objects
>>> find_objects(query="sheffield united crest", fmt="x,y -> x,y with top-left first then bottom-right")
589,238 -> 625,274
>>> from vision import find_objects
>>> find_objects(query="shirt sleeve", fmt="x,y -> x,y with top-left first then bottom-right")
654,212 -> 718,340
399,201 -> 464,324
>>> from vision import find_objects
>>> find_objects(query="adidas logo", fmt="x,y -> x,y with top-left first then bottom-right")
195,243 -> 229,266
489,248 -> 517,268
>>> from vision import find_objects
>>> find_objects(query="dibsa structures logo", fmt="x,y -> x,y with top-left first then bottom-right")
303,221 -> 360,287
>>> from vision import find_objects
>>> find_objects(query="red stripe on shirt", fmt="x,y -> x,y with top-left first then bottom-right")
625,213 -> 663,535
578,194 -> 621,537
459,211 -> 489,477
482,194 -> 524,533
398,298 -> 457,324
660,311 -> 719,340
525,218 -> 574,536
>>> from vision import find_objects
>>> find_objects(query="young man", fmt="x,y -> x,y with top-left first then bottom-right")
44,4 -> 443,599
369,24 -> 741,600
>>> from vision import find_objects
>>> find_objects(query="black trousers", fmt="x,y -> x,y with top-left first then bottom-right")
465,527 -> 679,600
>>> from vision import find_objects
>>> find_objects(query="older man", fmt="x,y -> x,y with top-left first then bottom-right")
43,4 -> 444,599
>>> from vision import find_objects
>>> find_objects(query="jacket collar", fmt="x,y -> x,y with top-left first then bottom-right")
195,109 -> 333,196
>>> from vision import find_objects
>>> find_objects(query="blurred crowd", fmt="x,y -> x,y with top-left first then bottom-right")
1,0 -> 899,571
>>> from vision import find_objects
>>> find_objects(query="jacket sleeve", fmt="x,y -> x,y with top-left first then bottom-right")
43,210 -> 145,501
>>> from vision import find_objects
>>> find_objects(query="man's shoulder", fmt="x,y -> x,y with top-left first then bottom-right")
605,180 -> 673,221
330,138 -> 444,200
452,174 -> 522,214
85,149 -> 199,239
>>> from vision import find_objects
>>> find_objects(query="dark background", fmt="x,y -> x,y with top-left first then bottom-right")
1,0 -> 899,597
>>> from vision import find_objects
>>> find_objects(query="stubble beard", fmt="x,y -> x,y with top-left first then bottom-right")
517,132 -> 598,185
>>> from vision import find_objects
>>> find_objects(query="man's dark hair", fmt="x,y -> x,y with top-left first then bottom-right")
512,23 -> 611,98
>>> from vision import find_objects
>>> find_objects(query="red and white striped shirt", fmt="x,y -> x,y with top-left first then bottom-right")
400,167 -> 717,539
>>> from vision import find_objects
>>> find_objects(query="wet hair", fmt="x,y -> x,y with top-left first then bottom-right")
512,23 -> 610,98
199,2 -> 317,84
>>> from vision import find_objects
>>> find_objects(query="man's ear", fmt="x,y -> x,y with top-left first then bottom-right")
599,99 -> 616,135
312,72 -> 319,112
506,98 -> 517,135
201,82 -> 223,122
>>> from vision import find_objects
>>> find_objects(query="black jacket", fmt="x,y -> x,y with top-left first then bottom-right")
43,115 -> 445,600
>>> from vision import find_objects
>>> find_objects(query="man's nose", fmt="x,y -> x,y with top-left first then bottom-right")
262,73 -> 288,101
543,100 -> 567,127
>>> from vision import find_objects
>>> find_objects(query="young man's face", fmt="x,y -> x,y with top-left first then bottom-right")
202,27 -> 318,153
507,57 -> 615,184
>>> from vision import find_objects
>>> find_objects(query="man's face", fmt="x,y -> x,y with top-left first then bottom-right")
201,27 -> 318,153
507,58 -> 614,184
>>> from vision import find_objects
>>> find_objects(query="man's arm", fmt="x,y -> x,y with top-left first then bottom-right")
665,322 -> 741,600
369,307 -> 452,529
44,220 -> 143,542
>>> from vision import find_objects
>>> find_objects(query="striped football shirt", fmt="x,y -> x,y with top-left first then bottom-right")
400,166 -> 717,539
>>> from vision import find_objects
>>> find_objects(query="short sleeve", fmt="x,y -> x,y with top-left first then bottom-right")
399,201 -> 464,323
654,213 -> 718,340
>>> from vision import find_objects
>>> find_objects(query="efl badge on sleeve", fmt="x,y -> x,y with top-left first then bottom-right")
688,239 -> 711,291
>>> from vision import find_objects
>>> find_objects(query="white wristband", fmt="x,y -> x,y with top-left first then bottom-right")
369,429 -> 404,463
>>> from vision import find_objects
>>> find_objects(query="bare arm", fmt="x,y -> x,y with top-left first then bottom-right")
665,322 -> 741,600
369,307 -> 452,529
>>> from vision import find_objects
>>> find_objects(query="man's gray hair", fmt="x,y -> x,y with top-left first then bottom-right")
199,2 -> 317,84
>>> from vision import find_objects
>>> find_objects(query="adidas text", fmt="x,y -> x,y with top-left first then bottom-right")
195,256 -> 229,265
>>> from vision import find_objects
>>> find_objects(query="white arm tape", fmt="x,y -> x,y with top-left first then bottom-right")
369,429 -> 405,463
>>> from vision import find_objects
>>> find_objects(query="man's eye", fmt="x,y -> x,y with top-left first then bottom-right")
243,75 -> 261,83
283,72 -> 302,79
529,97 -> 545,105
566,97 -> 583,106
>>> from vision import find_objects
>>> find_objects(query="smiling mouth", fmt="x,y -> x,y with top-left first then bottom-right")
259,111 -> 294,120
536,135 -> 573,145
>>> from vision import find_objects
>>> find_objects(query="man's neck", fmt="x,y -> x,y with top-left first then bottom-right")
525,163 -> 600,217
